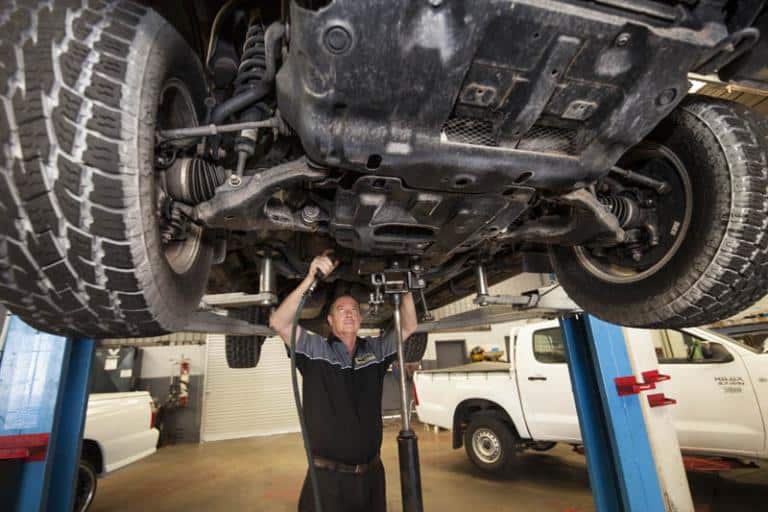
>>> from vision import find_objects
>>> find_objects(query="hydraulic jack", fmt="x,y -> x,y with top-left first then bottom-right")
370,264 -> 425,512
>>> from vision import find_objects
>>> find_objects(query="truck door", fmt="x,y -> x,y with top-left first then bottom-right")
654,329 -> 764,456
517,325 -> 580,442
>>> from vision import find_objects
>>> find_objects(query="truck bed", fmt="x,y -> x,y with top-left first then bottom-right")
419,362 -> 511,374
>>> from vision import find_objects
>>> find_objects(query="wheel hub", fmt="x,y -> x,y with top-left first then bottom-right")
575,142 -> 693,284
155,80 -> 205,275
472,428 -> 502,464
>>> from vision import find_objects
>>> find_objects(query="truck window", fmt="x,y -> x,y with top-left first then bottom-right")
657,330 -> 733,364
533,328 -> 566,364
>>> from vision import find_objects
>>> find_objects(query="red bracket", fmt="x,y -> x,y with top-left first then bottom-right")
642,370 -> 671,385
615,376 -> 656,396
615,369 -> 673,397
647,393 -> 677,408
0,433 -> 50,462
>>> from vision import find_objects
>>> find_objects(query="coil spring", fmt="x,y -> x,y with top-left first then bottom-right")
599,195 -> 631,226
234,22 -> 267,94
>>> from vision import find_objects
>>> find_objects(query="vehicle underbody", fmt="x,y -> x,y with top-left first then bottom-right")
1,0 -> 767,357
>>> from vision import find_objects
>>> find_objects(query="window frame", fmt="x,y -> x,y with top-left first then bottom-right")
532,327 -> 567,364
656,330 -> 734,365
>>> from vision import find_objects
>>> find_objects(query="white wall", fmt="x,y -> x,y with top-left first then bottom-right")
201,335 -> 301,442
139,345 -> 206,378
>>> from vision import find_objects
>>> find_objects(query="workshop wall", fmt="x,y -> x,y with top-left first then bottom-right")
423,273 -> 550,366
136,345 -> 206,444
201,335 -> 301,442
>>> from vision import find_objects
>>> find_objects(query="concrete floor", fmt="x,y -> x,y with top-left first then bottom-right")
91,421 -> 768,512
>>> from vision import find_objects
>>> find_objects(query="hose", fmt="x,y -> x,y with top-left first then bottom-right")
290,274 -> 324,512
211,83 -> 271,125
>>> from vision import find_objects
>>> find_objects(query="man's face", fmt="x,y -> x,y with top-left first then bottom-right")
327,296 -> 362,337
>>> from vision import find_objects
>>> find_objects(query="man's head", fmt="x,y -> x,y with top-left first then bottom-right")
327,295 -> 362,339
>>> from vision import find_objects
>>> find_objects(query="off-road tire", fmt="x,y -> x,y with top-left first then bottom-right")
404,332 -> 428,363
225,307 -> 267,368
551,96 -> 768,328
0,1 -> 212,338
464,412 -> 519,474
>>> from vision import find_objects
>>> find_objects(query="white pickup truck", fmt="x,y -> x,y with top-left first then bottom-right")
414,320 -> 768,474
75,392 -> 159,512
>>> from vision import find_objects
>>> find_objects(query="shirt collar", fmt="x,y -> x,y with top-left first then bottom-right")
327,333 -> 366,346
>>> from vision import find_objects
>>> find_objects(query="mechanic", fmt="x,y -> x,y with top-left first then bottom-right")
270,254 -> 418,512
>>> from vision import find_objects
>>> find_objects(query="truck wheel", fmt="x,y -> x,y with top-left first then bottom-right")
464,412 -> 519,474
404,332 -> 428,363
0,1 -> 212,338
225,307 -> 267,369
73,460 -> 97,512
551,96 -> 768,328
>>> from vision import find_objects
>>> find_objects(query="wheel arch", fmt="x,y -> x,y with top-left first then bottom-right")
452,398 -> 519,449
138,0 -> 221,61
81,439 -> 104,475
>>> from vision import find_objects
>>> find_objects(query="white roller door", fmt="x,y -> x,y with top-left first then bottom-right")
201,334 -> 299,442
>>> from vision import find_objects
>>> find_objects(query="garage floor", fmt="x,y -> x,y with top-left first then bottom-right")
91,421 -> 767,511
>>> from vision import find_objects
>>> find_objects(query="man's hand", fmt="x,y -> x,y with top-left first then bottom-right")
270,252 -> 338,345
306,254 -> 337,282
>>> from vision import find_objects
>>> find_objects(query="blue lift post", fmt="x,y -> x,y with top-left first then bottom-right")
560,314 -> 666,512
0,316 -> 94,512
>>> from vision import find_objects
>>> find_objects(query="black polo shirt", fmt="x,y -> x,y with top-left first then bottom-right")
289,329 -> 398,465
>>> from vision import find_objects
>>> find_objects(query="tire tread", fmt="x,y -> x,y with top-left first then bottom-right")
0,0 -> 171,337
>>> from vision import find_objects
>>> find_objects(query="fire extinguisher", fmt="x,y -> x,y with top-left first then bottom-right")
178,358 -> 190,408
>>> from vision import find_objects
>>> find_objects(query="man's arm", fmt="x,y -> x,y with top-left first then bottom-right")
399,292 -> 418,341
269,255 -> 337,346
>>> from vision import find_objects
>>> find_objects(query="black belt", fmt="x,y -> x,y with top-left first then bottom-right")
313,454 -> 380,474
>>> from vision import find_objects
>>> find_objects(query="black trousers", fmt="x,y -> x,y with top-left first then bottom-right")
298,459 -> 386,512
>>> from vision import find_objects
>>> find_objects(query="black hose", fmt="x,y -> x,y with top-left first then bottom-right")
290,284 -> 323,512
211,83 -> 271,125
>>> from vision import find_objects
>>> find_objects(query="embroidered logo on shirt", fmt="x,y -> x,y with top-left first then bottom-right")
355,352 -> 377,366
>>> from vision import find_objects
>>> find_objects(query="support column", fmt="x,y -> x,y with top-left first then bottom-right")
623,328 -> 694,512
0,316 -> 94,512
392,293 -> 424,512
560,315 -> 669,512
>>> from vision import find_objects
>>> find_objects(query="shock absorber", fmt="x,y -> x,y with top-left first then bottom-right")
234,20 -> 269,176
599,195 -> 634,227
234,23 -> 267,95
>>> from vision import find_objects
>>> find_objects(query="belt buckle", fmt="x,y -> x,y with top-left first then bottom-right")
353,463 -> 363,474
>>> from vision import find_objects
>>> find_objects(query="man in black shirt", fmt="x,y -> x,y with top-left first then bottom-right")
270,254 -> 418,512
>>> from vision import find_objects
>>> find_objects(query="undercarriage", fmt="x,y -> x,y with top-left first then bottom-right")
1,0 -> 767,352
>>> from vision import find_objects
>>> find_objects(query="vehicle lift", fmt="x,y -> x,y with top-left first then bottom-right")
0,316 -> 95,511
0,266 -> 694,512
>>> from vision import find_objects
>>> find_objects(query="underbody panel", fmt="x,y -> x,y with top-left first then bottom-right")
278,0 -> 726,193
